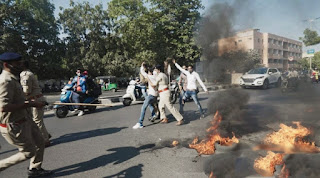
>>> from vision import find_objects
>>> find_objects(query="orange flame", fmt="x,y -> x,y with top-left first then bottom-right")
189,111 -> 239,155
209,171 -> 216,178
279,164 -> 289,178
254,122 -> 320,153
253,151 -> 284,177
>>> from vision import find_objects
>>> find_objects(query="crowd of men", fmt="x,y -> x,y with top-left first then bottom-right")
132,58 -> 208,129
0,52 -> 209,177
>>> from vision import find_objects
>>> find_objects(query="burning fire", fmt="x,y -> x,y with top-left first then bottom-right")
172,140 -> 179,147
253,151 -> 284,177
208,171 -> 216,178
189,111 -> 239,155
254,122 -> 320,153
279,164 -> 289,178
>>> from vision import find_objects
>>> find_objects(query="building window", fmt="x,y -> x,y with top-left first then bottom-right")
273,40 -> 277,44
268,59 -> 273,63
278,41 -> 282,45
268,38 -> 273,43
258,38 -> 260,43
273,49 -> 277,54
268,48 -> 272,54
235,41 -> 237,46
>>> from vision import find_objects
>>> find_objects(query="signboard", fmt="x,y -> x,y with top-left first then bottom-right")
307,49 -> 315,54
288,57 -> 294,61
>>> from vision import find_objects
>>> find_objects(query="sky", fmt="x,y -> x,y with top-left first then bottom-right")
51,0 -> 320,52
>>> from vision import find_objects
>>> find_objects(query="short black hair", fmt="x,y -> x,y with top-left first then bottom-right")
154,64 -> 162,72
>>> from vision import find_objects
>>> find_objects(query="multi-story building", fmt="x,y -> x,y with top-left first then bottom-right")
218,29 -> 303,71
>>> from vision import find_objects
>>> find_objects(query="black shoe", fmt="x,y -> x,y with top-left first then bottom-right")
28,168 -> 53,178
48,134 -> 52,139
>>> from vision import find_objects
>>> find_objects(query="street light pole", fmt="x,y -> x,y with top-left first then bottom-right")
310,57 -> 312,69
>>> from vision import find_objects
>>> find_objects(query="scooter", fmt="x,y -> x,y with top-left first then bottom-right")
54,84 -> 100,118
122,80 -> 145,106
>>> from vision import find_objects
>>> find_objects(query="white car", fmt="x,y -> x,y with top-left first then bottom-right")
240,68 -> 282,89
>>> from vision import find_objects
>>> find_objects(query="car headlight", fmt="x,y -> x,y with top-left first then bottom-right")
256,76 -> 264,79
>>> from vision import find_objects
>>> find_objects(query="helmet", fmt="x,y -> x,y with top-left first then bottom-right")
83,71 -> 88,75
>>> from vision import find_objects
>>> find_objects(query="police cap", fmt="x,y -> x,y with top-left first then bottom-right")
0,52 -> 22,62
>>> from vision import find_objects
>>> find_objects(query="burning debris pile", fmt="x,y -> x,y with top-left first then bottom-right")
253,122 -> 320,177
189,111 -> 239,155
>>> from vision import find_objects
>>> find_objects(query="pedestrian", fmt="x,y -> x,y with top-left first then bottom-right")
178,65 -> 188,114
20,61 -> 52,147
133,62 -> 158,129
149,64 -> 184,125
0,52 -> 53,177
173,59 -> 208,119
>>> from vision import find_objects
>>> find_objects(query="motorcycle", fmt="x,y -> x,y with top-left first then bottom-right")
170,80 -> 179,104
122,80 -> 145,106
54,84 -> 100,118
281,75 -> 298,93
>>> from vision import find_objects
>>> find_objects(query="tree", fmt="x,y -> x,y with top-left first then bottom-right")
300,28 -> 320,46
0,0 -> 62,79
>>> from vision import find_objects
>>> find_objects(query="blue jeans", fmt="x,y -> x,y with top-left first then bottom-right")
138,95 -> 156,125
181,90 -> 203,114
71,91 -> 80,109
135,85 -> 148,99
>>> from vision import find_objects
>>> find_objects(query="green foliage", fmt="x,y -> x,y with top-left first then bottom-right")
298,52 -> 320,69
0,0 -> 62,79
300,28 -> 320,46
1,0 -> 203,79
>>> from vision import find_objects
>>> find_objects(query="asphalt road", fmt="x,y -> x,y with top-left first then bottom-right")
1,83 -> 320,177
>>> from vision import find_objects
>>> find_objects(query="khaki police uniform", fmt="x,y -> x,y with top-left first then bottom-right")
20,70 -> 50,142
155,72 -> 183,121
0,70 -> 45,171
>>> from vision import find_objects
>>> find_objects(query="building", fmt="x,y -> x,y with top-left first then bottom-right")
218,29 -> 303,71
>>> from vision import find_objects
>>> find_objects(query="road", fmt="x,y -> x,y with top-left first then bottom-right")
1,84 -> 320,177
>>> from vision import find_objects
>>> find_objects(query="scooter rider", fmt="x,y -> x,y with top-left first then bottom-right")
70,69 -> 87,116
173,59 -> 208,119
132,62 -> 158,129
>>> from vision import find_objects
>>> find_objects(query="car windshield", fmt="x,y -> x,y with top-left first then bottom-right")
248,68 -> 268,74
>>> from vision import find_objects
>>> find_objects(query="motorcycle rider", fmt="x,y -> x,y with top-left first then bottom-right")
70,69 -> 87,116
132,62 -> 158,129
287,68 -> 299,87
173,59 -> 208,119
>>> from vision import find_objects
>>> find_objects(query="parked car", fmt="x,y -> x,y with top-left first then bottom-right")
240,67 -> 281,89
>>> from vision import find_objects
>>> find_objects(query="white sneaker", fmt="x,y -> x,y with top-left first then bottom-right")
132,123 -> 143,129
78,110 -> 84,116
71,109 -> 79,114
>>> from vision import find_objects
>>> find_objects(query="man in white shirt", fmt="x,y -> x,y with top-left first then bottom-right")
133,62 -> 158,129
173,59 -> 208,119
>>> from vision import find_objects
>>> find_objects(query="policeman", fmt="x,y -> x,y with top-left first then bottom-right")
149,64 -> 184,125
20,61 -> 51,147
0,52 -> 53,177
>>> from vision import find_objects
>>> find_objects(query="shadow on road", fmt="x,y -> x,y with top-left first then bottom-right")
53,144 -> 155,177
103,164 -> 144,178
51,127 -> 127,146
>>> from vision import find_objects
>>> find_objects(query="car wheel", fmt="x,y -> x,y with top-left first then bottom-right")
262,79 -> 269,90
